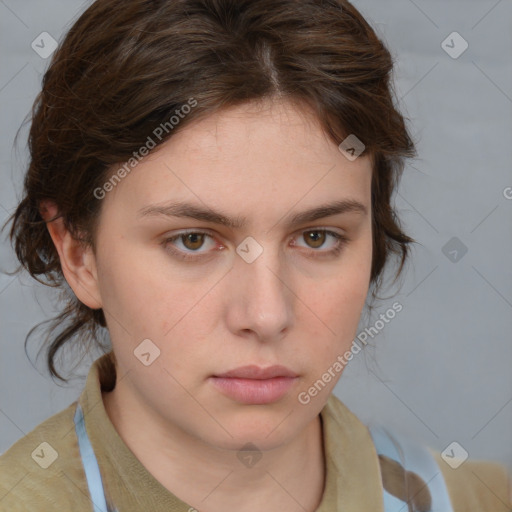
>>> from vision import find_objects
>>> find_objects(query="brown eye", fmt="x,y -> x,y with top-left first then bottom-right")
162,230 -> 219,261
181,232 -> 205,251
292,228 -> 348,259
303,230 -> 327,249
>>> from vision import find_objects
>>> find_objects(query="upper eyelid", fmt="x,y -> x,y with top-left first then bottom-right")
165,226 -> 345,239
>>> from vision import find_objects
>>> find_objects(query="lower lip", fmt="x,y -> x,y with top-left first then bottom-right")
210,376 -> 298,404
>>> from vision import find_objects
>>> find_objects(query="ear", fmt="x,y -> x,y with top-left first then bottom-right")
39,200 -> 102,310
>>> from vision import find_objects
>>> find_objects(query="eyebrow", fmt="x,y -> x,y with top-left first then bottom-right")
137,199 -> 367,229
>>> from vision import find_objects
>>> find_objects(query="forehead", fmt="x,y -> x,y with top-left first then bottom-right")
102,98 -> 373,223
156,98 -> 368,167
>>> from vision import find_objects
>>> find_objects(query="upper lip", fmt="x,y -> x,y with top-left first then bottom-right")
214,365 -> 298,379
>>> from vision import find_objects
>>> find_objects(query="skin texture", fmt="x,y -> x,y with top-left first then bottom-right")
42,98 -> 373,512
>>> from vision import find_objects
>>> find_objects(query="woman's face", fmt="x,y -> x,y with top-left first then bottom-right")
91,98 -> 373,450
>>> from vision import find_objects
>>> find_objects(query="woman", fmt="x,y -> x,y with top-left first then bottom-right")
1,0 -> 510,511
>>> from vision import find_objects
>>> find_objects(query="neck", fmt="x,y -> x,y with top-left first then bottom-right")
102,381 -> 326,512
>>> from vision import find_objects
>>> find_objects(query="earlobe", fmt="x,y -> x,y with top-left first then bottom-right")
39,200 -> 103,310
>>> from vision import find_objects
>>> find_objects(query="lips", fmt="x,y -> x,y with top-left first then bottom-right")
210,365 -> 299,404
214,365 -> 298,379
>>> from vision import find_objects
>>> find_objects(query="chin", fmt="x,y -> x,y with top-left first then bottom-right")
207,403 -> 307,448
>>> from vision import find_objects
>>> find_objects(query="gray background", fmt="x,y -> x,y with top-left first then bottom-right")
1,0 -> 511,472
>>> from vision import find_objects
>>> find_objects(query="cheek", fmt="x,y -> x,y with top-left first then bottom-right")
320,234 -> 372,313
301,236 -> 372,358
94,239 -> 218,369
93,238 -> 180,335
304,277 -> 367,355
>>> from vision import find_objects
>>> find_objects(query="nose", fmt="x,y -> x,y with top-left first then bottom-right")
225,241 -> 294,342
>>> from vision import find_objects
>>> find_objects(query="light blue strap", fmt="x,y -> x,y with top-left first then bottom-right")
74,402 -> 115,512
369,425 -> 454,512
369,425 -> 413,512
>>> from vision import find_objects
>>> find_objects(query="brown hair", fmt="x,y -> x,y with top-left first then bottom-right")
5,0 -> 417,381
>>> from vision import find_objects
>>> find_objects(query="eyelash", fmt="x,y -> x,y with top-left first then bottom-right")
161,229 -> 349,261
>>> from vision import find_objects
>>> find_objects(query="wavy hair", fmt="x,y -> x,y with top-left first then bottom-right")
5,0 -> 417,381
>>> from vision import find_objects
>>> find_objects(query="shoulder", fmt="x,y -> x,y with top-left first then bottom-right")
0,402 -> 91,512
371,421 -> 512,512
322,396 -> 512,511
432,450 -> 512,512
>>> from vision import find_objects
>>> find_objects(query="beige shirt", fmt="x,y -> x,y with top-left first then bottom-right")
1,353 -> 510,511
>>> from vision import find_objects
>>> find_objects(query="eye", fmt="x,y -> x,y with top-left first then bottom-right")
291,229 -> 349,258
162,228 -> 349,262
162,230 -> 219,260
